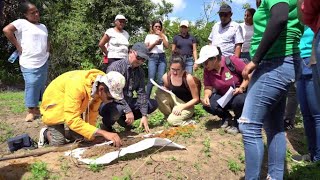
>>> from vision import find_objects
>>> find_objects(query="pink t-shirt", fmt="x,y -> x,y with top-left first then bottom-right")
204,56 -> 246,95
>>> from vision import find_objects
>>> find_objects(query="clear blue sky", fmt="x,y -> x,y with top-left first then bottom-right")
159,0 -> 257,22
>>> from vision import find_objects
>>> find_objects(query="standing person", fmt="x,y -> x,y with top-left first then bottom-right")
99,42 -> 158,133
3,1 -> 49,122
38,70 -> 124,147
145,20 -> 169,98
240,8 -> 256,61
292,26 -> 320,163
208,4 -> 244,57
172,20 -> 198,74
196,45 -> 249,135
299,0 -> 320,109
239,0 -> 303,179
155,55 -> 200,126
98,14 -> 129,72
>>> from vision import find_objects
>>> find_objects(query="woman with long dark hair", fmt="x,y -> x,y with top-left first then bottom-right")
155,55 -> 200,126
145,20 -> 169,98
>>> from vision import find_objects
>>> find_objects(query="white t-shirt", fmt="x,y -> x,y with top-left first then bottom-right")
144,34 -> 168,53
105,28 -> 130,59
208,21 -> 244,56
11,19 -> 49,68
240,23 -> 254,53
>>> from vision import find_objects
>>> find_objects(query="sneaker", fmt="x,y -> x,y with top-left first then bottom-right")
292,154 -> 311,163
220,120 -> 229,129
38,127 -> 48,148
226,126 -> 239,135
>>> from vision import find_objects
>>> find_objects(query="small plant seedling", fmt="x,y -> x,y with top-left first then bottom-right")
228,160 -> 241,174
169,156 -> 177,161
218,128 -> 226,136
202,137 -> 211,157
238,154 -> 245,164
28,161 -> 49,180
88,163 -> 104,173
166,172 -> 173,178
193,163 -> 201,171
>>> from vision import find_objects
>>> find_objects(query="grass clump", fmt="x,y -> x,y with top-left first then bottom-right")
227,160 -> 241,174
88,163 -> 104,173
28,161 -> 49,180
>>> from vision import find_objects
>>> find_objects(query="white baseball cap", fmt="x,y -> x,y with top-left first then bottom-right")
180,20 -> 189,27
195,45 -> 220,64
99,71 -> 126,100
114,14 -> 127,21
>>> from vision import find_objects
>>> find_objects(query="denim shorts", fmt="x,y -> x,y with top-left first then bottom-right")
20,61 -> 48,107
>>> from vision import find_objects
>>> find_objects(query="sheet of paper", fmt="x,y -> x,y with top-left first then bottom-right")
150,79 -> 174,96
217,86 -> 234,108
65,138 -> 186,165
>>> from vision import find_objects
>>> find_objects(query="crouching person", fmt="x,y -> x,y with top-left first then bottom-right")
156,55 -> 200,126
99,42 -> 158,133
196,45 -> 249,135
38,70 -> 125,147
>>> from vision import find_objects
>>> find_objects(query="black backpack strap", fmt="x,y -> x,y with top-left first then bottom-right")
225,56 -> 236,73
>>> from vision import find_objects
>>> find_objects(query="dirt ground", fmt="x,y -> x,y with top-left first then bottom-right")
0,112 -> 305,180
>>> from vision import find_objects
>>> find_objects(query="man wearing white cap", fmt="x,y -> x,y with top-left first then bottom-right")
38,70 -> 125,147
195,45 -> 249,134
99,14 -> 130,71
208,4 -> 243,57
172,20 -> 198,74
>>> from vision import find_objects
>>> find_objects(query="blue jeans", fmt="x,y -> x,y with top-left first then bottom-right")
297,57 -> 320,162
313,30 -> 320,103
185,56 -> 194,74
238,54 -> 300,180
20,61 -> 48,108
146,53 -> 167,98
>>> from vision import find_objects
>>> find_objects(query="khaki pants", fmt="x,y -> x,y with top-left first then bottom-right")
155,89 -> 194,126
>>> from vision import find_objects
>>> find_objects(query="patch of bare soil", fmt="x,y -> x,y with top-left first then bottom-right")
0,113 -> 306,180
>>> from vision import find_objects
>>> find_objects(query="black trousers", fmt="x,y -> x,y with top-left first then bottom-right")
99,98 -> 158,129
203,93 -> 246,127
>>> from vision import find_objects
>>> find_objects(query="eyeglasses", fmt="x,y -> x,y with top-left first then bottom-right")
170,68 -> 182,72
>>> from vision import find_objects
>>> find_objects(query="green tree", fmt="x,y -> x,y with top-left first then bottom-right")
0,0 -> 172,83
242,3 -> 251,9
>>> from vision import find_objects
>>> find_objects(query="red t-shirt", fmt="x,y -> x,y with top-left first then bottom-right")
302,1 -> 320,33
203,56 -> 246,95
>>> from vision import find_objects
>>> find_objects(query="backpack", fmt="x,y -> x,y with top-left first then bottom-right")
225,56 -> 249,73
167,71 -> 202,98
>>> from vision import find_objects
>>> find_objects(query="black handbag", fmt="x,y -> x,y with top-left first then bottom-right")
7,133 -> 37,152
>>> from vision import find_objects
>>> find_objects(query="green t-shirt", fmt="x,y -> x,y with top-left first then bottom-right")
250,0 -> 303,59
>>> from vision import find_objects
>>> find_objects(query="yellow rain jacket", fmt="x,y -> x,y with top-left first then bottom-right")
40,69 -> 105,140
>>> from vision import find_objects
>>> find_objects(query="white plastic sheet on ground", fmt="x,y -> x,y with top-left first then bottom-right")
64,138 -> 186,165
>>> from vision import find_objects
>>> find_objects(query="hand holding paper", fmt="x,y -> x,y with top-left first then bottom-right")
217,87 -> 234,108
150,79 -> 174,96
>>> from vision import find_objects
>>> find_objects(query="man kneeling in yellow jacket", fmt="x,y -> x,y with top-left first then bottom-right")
38,69 -> 125,147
